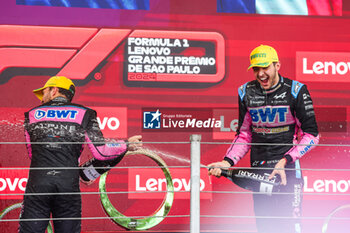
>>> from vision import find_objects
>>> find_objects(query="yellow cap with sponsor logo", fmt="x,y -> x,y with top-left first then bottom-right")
33,76 -> 75,101
247,45 -> 279,70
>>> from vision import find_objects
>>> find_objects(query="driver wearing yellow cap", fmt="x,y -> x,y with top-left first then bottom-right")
32,76 -> 76,103
19,76 -> 142,233
208,45 -> 319,233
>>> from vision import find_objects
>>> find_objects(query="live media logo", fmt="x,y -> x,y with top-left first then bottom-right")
142,108 -> 223,132
143,109 -> 162,129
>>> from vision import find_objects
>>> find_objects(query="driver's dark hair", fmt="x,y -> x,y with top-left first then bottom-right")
58,87 -> 75,102
49,86 -> 75,101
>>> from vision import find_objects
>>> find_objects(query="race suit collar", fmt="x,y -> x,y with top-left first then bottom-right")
51,96 -> 69,103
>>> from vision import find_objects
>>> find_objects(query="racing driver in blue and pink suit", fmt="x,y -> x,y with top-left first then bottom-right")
208,45 -> 319,233
19,76 -> 142,233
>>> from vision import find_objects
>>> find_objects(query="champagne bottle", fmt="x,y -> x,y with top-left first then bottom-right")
210,167 -> 281,195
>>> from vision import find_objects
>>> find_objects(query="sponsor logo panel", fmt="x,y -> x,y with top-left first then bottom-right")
93,107 -> 127,138
296,51 -> 350,82
0,168 -> 28,199
125,30 -> 225,86
303,170 -> 350,200
128,168 -> 212,199
212,108 -> 238,140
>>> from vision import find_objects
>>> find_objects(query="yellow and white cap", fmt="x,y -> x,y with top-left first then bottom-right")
33,76 -> 75,101
247,45 -> 279,70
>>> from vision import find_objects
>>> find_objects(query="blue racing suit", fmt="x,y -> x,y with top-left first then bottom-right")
224,76 -> 319,233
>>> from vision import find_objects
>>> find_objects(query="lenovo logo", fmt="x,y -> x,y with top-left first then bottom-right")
97,117 -> 120,130
0,169 -> 28,199
296,52 -> 350,83
303,171 -> 350,201
93,107 -> 127,138
135,175 -> 205,191
0,178 -> 27,191
304,176 -> 350,193
128,168 -> 212,199
212,108 -> 239,140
